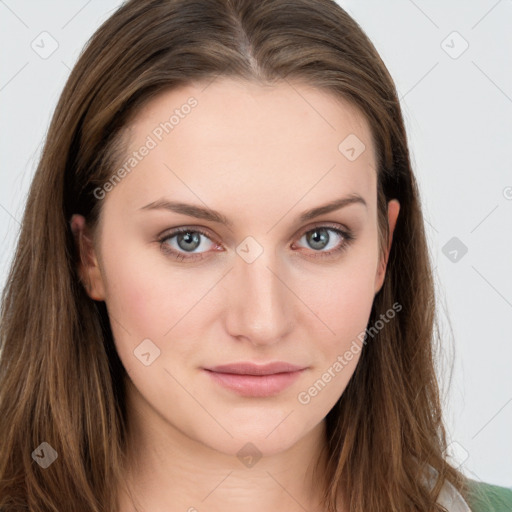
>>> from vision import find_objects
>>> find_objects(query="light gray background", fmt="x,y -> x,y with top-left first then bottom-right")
1,0 -> 511,488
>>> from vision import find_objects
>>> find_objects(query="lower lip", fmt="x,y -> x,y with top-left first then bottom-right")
204,369 -> 305,397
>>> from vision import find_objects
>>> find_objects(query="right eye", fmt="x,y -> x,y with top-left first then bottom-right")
158,227 -> 222,262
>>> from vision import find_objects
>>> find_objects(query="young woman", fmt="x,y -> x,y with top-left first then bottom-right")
0,0 -> 510,511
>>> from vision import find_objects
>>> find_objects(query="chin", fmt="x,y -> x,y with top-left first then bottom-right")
194,408 -> 322,458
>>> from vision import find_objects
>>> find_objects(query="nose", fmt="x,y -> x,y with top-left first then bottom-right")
223,248 -> 295,347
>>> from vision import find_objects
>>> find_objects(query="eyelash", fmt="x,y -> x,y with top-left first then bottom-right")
157,223 -> 355,263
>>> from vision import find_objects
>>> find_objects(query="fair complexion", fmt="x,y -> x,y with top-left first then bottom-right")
71,77 -> 399,512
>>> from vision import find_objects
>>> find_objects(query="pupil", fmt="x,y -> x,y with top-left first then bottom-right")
178,231 -> 200,252
308,228 -> 329,250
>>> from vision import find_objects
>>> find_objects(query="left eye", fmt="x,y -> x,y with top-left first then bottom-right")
158,225 -> 353,262
295,226 -> 345,252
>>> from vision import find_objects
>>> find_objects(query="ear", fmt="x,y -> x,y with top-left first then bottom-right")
70,214 -> 106,301
374,199 -> 400,294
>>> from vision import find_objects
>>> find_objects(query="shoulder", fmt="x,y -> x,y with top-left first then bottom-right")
464,479 -> 512,512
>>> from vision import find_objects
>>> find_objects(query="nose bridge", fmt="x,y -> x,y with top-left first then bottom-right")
225,243 -> 294,344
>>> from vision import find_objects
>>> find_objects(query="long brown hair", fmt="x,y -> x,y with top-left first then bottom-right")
0,0 -> 470,510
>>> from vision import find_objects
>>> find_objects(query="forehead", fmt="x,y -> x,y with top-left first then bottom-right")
108,77 -> 377,217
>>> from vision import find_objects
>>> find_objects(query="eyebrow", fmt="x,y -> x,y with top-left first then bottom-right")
139,194 -> 367,227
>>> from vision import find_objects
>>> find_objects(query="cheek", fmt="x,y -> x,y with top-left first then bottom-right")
299,246 -> 378,394
99,240 -> 220,373
103,252 -> 168,333
99,249 -> 200,398
100,230 -> 202,332
306,249 -> 378,337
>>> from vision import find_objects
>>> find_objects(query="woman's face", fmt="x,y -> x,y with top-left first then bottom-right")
74,77 -> 399,458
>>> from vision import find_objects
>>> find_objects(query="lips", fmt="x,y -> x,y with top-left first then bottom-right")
203,361 -> 307,397
205,361 -> 306,375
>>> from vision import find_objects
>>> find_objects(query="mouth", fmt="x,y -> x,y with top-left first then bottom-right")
203,361 -> 307,397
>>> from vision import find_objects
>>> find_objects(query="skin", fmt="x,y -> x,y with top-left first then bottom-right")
71,77 -> 400,512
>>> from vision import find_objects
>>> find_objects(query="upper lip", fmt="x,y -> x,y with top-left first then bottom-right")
204,362 -> 306,376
